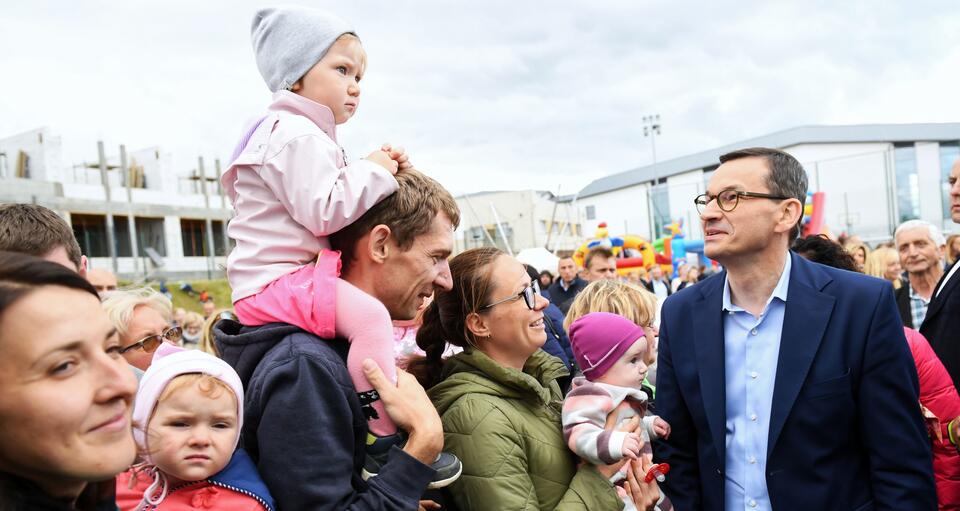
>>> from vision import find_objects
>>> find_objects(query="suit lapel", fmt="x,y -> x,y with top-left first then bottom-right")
693,274 -> 727,464
767,254 -> 836,458
925,261 -> 958,320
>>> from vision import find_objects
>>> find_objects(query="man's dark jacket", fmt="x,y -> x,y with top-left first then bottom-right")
215,320 -> 434,510
655,252 -> 936,511
548,276 -> 587,315
921,260 -> 960,393
894,277 -> 916,328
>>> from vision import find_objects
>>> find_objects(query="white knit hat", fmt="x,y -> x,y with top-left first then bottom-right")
251,5 -> 356,92
132,343 -> 244,459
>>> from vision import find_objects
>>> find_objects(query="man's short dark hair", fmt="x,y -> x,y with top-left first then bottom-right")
584,246 -> 614,270
0,204 -> 82,270
330,169 -> 461,269
792,235 -> 859,272
719,147 -> 808,241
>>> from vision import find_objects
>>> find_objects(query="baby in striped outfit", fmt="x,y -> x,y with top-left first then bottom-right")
563,312 -> 671,511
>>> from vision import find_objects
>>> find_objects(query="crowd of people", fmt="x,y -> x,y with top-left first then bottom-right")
1,5 -> 959,511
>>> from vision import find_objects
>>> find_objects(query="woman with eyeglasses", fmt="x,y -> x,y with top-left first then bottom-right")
101,287 -> 180,376
407,247 -> 662,511
0,251 -> 137,510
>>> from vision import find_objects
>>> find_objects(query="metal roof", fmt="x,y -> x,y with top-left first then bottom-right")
576,122 -> 960,199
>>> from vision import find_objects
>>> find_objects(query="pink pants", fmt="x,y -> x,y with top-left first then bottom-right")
234,250 -> 397,436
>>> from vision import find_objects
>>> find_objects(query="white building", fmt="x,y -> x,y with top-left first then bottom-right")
455,190 -> 582,255
0,127 -> 232,280
573,123 -> 960,244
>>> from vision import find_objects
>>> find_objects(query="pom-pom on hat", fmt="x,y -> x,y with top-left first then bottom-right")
132,343 -> 245,459
251,6 -> 357,92
568,312 -> 646,381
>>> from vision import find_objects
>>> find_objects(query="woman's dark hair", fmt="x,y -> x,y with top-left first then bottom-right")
537,270 -> 553,286
407,247 -> 503,388
791,235 -> 860,272
0,251 -> 98,322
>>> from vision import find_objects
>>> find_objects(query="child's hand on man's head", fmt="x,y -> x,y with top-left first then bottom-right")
621,432 -> 643,459
381,143 -> 413,171
652,416 -> 671,439
365,150 -> 399,175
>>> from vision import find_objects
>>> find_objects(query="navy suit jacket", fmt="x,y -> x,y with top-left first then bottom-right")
655,252 -> 936,511
920,260 -> 960,394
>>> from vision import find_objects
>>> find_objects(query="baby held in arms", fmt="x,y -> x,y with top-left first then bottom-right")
563,312 -> 671,511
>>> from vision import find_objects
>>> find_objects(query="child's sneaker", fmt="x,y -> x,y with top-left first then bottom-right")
362,432 -> 463,489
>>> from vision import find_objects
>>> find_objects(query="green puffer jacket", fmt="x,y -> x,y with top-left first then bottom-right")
429,348 -> 623,511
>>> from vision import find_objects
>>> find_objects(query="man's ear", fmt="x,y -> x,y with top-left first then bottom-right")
776,198 -> 803,235
465,311 -> 490,340
367,224 -> 392,264
78,255 -> 88,278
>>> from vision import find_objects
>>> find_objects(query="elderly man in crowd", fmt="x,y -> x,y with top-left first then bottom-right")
656,147 -> 935,510
921,158 -> 960,392
894,219 -> 946,329
216,170 -> 456,510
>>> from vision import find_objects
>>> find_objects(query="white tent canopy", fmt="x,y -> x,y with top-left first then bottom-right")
515,247 -> 560,275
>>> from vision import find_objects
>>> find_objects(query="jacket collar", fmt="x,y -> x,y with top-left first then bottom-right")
268,90 -> 338,142
430,348 -> 568,414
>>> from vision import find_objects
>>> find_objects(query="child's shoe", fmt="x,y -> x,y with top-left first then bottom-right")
362,432 -> 463,489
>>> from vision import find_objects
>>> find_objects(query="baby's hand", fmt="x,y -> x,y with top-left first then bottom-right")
621,432 -> 643,459
366,150 -> 399,175
381,143 -> 413,172
653,416 -> 671,439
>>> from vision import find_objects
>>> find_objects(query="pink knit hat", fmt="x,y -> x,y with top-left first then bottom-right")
132,343 -> 244,458
568,312 -> 646,380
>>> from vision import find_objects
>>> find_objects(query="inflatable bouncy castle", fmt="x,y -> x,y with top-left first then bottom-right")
572,223 -> 668,276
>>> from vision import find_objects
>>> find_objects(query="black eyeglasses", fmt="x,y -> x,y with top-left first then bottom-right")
480,281 -> 541,311
119,326 -> 182,354
694,189 -> 791,215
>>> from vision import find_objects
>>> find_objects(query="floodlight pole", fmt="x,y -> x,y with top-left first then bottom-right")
643,114 -> 662,240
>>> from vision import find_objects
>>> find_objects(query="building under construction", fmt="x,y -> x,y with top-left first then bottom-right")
0,127 -> 232,281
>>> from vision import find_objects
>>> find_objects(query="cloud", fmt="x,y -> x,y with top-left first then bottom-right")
1,0 -> 958,196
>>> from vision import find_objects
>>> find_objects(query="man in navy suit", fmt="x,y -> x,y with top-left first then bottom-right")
920,157 -> 960,393
655,147 -> 935,510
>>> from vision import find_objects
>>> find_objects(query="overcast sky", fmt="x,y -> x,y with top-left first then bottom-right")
2,1 -> 958,196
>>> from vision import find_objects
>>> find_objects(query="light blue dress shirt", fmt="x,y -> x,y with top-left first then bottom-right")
723,255 -> 791,511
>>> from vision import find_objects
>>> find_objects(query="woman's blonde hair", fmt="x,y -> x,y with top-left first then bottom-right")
563,279 -> 657,330
947,234 -> 960,266
864,246 -> 902,290
844,242 -> 870,264
199,308 -> 234,357
100,287 -> 172,340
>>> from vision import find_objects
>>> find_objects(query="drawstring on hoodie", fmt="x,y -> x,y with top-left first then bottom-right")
129,463 -> 169,511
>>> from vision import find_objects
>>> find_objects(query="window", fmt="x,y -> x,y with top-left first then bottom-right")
72,214 -> 108,257
112,216 -> 132,257
180,219 -> 208,257
585,205 -> 596,220
894,143 -> 919,223
135,217 -> 167,257
941,142 -> 960,225
180,219 -> 227,257
212,220 -> 227,256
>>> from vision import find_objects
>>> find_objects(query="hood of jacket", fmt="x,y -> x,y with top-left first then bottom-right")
214,319 -> 304,389
429,347 -> 568,417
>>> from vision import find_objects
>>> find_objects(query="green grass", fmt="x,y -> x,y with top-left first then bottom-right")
151,279 -> 232,314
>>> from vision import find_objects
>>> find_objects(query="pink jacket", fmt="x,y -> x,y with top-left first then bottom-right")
905,327 -> 960,510
221,91 -> 398,303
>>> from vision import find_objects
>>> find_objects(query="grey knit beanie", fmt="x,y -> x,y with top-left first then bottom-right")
251,6 -> 357,92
